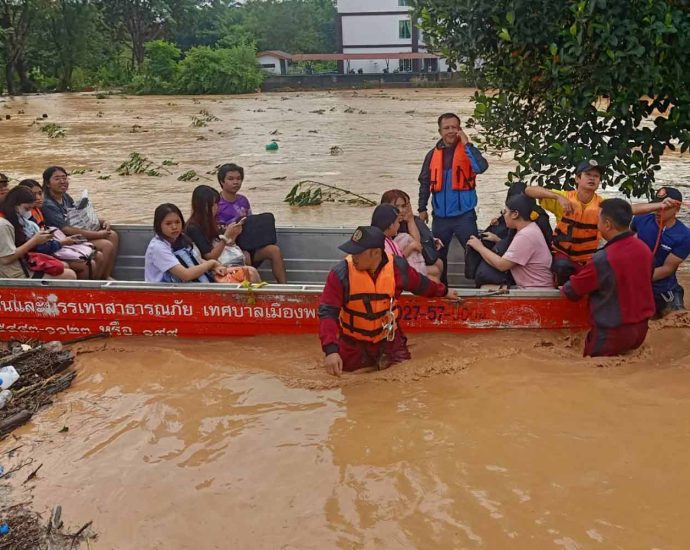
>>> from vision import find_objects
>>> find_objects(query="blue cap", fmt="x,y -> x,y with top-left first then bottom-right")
575,159 -> 604,175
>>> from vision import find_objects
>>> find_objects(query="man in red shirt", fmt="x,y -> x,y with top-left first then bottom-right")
319,226 -> 458,376
561,199 -> 655,357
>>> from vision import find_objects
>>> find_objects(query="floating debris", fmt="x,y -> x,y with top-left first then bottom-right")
177,170 -> 200,182
115,152 -> 169,177
285,180 -> 376,207
69,168 -> 91,175
310,109 -> 325,115
40,123 -> 65,138
330,145 -> 344,156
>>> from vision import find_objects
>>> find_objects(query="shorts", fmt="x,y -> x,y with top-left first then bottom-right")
654,284 -> 685,317
338,330 -> 411,372
584,320 -> 649,357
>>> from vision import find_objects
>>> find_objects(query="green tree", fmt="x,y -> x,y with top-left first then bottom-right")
414,0 -> 690,197
175,43 -> 263,94
1,0 -> 35,94
101,0 -> 191,69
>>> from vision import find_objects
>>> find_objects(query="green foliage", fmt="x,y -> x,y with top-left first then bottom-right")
116,152 -> 163,177
414,0 -> 690,197
40,123 -> 66,138
285,181 -> 376,207
176,44 -> 263,95
144,40 -> 181,82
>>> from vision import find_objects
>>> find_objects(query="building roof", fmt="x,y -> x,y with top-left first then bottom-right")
290,52 -> 439,61
256,50 -> 293,60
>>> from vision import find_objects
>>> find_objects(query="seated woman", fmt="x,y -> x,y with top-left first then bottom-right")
467,182 -> 552,287
380,189 -> 442,282
466,194 -> 554,289
185,185 -> 261,283
0,186 -> 76,280
145,203 -> 226,283
18,179 -> 103,280
215,163 -> 287,283
40,166 -> 119,279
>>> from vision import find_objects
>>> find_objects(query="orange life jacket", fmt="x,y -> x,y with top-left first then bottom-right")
429,142 -> 476,192
32,207 -> 44,225
339,254 -> 398,343
552,190 -> 604,263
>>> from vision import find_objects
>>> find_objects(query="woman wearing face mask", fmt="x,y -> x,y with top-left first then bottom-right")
0,186 -> 76,279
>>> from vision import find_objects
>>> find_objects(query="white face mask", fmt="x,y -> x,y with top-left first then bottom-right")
19,209 -> 32,220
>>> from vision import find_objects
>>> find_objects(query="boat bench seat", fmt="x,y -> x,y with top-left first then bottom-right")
112,225 -> 475,288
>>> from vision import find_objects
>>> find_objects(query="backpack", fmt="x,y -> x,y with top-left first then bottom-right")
162,246 -> 214,283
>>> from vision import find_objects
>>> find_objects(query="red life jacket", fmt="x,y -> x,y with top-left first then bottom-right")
429,142 -> 476,192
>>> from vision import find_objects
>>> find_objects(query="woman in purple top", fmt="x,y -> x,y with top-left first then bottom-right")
215,163 -> 287,283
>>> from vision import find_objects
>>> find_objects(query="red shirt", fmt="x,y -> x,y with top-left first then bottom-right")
318,255 -> 447,354
562,232 -> 655,328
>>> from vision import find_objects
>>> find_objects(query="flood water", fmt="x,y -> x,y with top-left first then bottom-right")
1,89 -> 690,548
5,315 -> 690,549
1,89 -> 688,228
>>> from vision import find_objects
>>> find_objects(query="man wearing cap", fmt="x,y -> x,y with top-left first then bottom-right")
525,159 -> 606,284
630,186 -> 690,316
562,199 -> 655,357
319,226 -> 458,376
417,113 -> 489,284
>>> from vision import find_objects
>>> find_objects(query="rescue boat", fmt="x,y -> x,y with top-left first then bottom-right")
0,225 -> 589,342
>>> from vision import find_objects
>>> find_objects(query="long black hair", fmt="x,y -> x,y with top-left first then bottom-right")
153,203 -> 191,249
188,185 -> 220,241
42,166 -> 68,195
0,186 -> 36,245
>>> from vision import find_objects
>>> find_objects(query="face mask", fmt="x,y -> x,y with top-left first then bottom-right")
19,209 -> 32,220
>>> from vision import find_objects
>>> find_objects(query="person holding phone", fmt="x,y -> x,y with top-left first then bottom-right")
417,113 -> 489,284
0,186 -> 76,279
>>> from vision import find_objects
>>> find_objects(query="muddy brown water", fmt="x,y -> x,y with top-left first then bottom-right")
2,90 -> 690,548
1,89 -> 688,228
2,312 -> 690,549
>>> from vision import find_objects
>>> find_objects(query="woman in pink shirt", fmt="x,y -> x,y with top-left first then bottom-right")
467,194 -> 554,289
371,204 -> 404,257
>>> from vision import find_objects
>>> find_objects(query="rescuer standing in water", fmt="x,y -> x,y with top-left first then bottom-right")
319,226 -> 458,376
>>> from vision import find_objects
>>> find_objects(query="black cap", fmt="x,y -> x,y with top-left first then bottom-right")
371,204 -> 399,231
575,159 -> 604,175
652,186 -> 683,203
506,193 -> 538,220
339,226 -> 385,255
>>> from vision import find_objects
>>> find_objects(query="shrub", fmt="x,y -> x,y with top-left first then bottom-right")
175,44 -> 263,95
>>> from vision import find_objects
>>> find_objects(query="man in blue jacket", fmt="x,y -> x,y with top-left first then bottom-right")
418,113 -> 489,283
631,186 -> 690,316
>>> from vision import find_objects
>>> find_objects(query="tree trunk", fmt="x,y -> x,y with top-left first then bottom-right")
4,58 -> 15,96
16,56 -> 33,93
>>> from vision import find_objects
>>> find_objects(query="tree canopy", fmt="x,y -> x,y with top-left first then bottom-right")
414,0 -> 690,196
0,0 -> 336,94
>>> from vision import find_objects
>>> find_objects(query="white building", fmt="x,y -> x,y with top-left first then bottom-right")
256,51 -> 291,75
336,0 -> 448,74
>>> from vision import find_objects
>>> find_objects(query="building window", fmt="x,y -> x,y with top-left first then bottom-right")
398,0 -> 411,5
399,19 -> 411,39
399,59 -> 413,72
261,63 -> 276,69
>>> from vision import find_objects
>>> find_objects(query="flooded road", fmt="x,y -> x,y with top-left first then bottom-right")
1,89 -> 688,228
2,89 -> 690,548
2,309 -> 690,549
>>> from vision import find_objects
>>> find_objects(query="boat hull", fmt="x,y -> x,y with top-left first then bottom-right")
0,282 -> 589,342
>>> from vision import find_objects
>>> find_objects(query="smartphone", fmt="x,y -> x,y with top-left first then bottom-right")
48,228 -> 59,234
239,217 -> 247,225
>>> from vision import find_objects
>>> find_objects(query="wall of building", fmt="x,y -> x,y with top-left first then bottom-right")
341,14 -> 412,47
257,55 -> 283,75
337,0 -> 409,13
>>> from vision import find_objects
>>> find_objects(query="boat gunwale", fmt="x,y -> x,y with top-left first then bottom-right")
0,278 -> 566,299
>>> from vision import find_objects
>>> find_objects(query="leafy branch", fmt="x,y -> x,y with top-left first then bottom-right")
284,181 -> 376,207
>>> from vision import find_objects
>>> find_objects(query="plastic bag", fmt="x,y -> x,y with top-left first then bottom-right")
218,244 -> 245,267
66,190 -> 100,231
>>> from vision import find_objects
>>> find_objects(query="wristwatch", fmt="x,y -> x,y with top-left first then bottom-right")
219,234 -> 229,243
